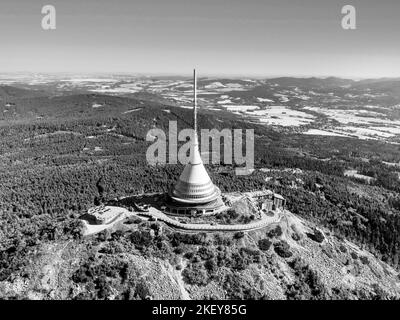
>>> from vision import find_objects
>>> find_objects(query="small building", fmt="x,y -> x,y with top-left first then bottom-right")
245,189 -> 285,211
273,193 -> 286,209
87,205 -> 126,225
261,199 -> 274,212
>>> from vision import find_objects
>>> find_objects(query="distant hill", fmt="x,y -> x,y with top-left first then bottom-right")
198,78 -> 257,87
123,91 -> 177,106
0,93 -> 144,121
266,77 -> 355,89
0,85 -> 47,101
353,79 -> 400,98
0,90 -> 268,140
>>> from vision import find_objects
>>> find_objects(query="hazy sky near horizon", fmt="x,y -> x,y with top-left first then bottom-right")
0,0 -> 399,78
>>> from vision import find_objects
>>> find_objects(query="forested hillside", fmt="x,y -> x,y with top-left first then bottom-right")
1,87 -> 400,298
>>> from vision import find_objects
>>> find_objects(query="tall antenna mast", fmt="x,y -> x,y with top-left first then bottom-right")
193,69 -> 197,137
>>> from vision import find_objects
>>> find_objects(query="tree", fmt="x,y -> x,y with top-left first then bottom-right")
258,238 -> 272,251
274,240 -> 292,258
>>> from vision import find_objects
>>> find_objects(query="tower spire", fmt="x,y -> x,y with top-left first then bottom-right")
193,69 -> 197,139
190,69 -> 201,164
167,69 -> 222,208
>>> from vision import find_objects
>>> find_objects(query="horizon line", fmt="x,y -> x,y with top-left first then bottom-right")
1,71 -> 400,81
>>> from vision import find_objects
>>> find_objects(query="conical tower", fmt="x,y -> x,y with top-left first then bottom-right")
169,69 -> 221,204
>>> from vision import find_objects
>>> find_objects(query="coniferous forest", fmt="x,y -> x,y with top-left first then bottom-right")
1,90 -> 400,299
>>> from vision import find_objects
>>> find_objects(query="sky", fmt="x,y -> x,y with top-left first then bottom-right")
0,0 -> 399,78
